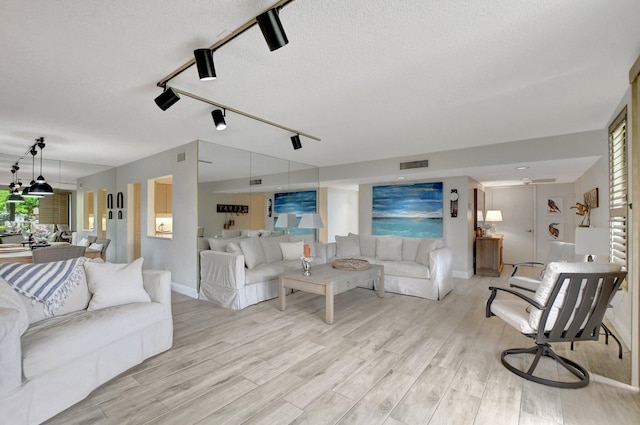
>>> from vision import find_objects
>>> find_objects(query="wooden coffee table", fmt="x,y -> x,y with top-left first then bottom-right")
278,263 -> 384,324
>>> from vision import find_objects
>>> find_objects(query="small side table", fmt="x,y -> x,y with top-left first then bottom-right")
476,234 -> 503,277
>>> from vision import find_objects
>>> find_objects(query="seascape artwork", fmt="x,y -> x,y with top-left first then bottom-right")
274,190 -> 317,236
372,182 -> 443,238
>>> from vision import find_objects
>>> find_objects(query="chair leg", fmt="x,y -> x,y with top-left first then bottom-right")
601,323 -> 623,359
501,343 -> 590,389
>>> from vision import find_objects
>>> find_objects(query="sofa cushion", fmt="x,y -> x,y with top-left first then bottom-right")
402,237 -> 421,262
85,258 -> 151,311
222,229 -> 242,238
357,234 -> 377,257
376,236 -> 403,261
369,259 -> 431,279
335,234 -> 360,257
0,277 -> 29,335
260,235 -> 289,263
21,301 -> 163,379
208,237 -> 234,252
226,242 -> 242,255
416,239 -> 439,267
280,241 -> 304,260
244,260 -> 300,285
239,237 -> 266,269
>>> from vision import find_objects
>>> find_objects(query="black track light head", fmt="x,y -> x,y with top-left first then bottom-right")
154,87 -> 181,111
256,8 -> 289,51
212,109 -> 227,130
194,49 -> 216,81
291,134 -> 302,150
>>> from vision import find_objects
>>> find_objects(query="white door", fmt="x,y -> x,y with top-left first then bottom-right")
491,186 -> 535,265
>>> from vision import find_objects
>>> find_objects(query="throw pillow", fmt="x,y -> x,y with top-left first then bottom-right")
208,237 -> 232,252
416,239 -> 438,267
260,235 -> 289,263
77,237 -> 90,247
88,243 -> 103,251
335,234 -> 360,257
85,257 -> 150,311
376,236 -> 403,261
402,237 -> 421,261
239,237 -> 266,269
289,235 -> 316,256
357,234 -> 377,257
280,241 -> 304,260
0,277 -> 29,335
226,242 -> 242,255
222,229 -> 242,238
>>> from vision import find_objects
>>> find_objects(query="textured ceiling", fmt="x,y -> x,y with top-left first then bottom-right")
0,0 -> 639,185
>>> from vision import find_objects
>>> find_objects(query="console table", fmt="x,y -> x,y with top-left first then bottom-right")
476,234 -> 504,276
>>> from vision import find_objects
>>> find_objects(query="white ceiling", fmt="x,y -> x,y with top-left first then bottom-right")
1,0 -> 639,187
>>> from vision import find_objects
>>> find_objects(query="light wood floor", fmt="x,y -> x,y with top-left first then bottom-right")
45,272 -> 640,425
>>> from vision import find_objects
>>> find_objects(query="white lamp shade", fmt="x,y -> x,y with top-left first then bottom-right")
575,227 -> 610,257
485,210 -> 503,222
477,210 -> 484,222
275,213 -> 298,228
298,213 -> 324,229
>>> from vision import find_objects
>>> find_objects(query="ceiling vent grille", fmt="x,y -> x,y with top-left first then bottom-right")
177,152 -> 186,162
532,178 -> 556,184
249,179 -> 262,186
400,159 -> 429,170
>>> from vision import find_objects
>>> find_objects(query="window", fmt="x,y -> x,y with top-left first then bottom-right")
608,107 -> 628,280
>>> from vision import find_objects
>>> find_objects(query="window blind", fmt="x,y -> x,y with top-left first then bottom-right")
608,107 -> 627,272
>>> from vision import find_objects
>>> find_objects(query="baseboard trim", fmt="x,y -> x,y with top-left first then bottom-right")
171,282 -> 198,298
592,373 -> 639,392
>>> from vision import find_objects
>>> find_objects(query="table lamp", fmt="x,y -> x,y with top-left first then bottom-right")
484,209 -> 503,234
274,213 -> 298,233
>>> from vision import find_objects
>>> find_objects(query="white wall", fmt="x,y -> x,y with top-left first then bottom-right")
324,187 -> 358,243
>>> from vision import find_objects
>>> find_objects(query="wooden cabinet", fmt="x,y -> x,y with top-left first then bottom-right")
476,234 -> 503,277
154,182 -> 172,214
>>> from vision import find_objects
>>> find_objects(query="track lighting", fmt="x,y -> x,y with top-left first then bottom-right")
154,87 -> 181,111
291,134 -> 302,150
193,48 -> 217,81
212,109 -> 227,130
256,8 -> 289,51
29,137 -> 54,196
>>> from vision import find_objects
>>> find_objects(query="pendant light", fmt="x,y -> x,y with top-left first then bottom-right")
6,167 -> 24,203
22,145 -> 43,198
29,137 -> 54,195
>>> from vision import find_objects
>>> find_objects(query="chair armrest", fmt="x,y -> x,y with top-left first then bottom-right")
486,286 -> 545,318
200,250 -> 246,289
511,261 -> 544,276
0,307 -> 22,395
143,270 -> 172,318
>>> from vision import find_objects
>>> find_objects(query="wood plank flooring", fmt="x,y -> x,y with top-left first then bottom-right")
45,272 -> 640,425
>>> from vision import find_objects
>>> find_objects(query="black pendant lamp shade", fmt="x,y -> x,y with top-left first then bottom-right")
29,138 -> 54,196
212,109 -> 227,130
194,49 -> 217,81
256,8 -> 289,51
154,87 -> 181,111
291,134 -> 302,150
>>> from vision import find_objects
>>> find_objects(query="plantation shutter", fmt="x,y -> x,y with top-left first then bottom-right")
608,107 -> 627,271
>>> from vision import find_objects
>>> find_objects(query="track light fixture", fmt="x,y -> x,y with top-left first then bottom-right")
194,48 -> 217,81
212,109 -> 227,130
291,134 -> 302,150
154,87 -> 181,111
29,137 -> 54,196
256,7 -> 289,51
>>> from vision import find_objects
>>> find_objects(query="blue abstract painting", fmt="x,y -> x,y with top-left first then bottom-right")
274,190 -> 317,236
372,182 -> 443,238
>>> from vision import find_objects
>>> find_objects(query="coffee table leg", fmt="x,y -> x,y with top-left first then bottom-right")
279,276 -> 286,311
325,283 -> 334,324
378,269 -> 385,298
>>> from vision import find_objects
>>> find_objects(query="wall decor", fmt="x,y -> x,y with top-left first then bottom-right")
547,198 -> 563,215
584,187 -> 599,209
216,204 -> 249,214
449,189 -> 459,218
274,190 -> 317,235
372,182 -> 443,238
116,192 -> 124,209
548,222 -> 561,240
107,193 -> 113,209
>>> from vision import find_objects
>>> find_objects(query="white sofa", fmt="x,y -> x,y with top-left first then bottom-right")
199,234 -> 328,310
0,259 -> 173,425
330,233 -> 453,301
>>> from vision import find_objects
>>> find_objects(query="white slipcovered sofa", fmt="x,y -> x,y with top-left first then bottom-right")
330,233 -> 453,300
0,257 -> 173,425
199,234 -> 327,310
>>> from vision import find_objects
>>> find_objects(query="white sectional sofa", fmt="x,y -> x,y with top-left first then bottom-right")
199,234 -> 328,310
330,233 -> 453,301
0,258 -> 173,425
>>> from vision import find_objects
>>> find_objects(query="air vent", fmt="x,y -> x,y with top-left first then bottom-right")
532,178 -> 556,184
400,159 -> 429,170
249,179 -> 262,186
177,152 -> 186,162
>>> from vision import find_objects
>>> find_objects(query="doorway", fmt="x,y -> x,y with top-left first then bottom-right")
490,186 -> 535,265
